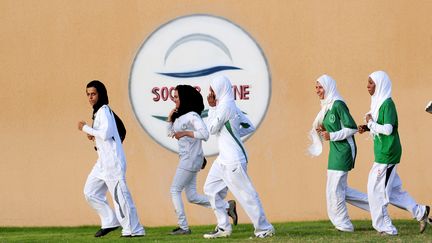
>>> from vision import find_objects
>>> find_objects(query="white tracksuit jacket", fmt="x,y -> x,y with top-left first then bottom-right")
83,104 -> 126,180
167,111 -> 209,171
207,103 -> 255,165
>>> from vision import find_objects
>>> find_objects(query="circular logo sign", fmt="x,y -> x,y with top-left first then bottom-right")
129,14 -> 271,156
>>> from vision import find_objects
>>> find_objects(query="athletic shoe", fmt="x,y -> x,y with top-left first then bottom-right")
420,205 -> 430,233
378,231 -> 397,236
203,227 -> 231,239
201,157 -> 207,169
121,234 -> 144,238
227,200 -> 238,226
336,227 -> 354,233
94,226 -> 119,237
170,227 -> 192,235
256,228 -> 275,238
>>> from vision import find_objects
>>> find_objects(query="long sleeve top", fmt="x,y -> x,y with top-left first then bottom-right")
207,102 -> 255,165
82,105 -> 126,180
323,100 -> 357,171
167,111 -> 209,172
367,98 -> 402,164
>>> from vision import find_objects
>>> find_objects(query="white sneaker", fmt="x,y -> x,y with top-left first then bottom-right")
203,227 -> 231,239
256,228 -> 275,238
378,231 -> 398,236
336,227 -> 354,233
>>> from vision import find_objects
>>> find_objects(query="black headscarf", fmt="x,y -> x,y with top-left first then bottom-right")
86,80 -> 109,120
171,85 -> 204,122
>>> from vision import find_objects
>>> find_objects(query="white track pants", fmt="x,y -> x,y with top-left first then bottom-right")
84,174 -> 145,236
367,163 -> 426,235
204,162 -> 274,236
170,167 -> 212,230
326,170 -> 370,232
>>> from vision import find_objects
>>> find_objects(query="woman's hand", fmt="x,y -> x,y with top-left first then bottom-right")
358,125 -> 369,134
365,114 -> 373,123
78,121 -> 86,131
320,131 -> 330,141
316,124 -> 325,133
207,92 -> 216,107
87,134 -> 95,141
167,108 -> 177,122
315,124 -> 329,140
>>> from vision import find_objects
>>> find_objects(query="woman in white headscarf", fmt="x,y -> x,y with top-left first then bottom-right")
203,75 -> 274,239
358,71 -> 430,235
309,74 -> 369,232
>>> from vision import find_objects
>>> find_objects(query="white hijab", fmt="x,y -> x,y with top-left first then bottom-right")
210,75 -> 235,106
308,74 -> 344,157
368,70 -> 392,121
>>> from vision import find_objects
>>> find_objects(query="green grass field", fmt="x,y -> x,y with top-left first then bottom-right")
1,220 -> 432,242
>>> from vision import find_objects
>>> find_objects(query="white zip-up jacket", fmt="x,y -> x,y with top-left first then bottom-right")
83,105 -> 126,180
207,76 -> 256,165
168,111 -> 209,172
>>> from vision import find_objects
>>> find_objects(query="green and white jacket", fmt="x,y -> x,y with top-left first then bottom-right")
323,100 -> 358,172
367,98 -> 402,164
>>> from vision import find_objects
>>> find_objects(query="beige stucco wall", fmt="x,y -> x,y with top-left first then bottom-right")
1,0 -> 431,226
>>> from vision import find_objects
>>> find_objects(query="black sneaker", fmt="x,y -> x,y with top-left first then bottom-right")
201,157 -> 207,169
94,226 -> 119,237
420,205 -> 430,233
170,227 -> 192,235
227,200 -> 238,226
121,234 -> 144,238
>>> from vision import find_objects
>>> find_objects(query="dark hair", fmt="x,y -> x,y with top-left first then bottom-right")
171,85 -> 204,122
86,80 -> 109,119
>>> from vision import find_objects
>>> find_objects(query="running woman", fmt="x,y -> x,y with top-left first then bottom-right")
78,80 -> 145,237
308,74 -> 369,232
203,76 -> 274,239
358,71 -> 430,235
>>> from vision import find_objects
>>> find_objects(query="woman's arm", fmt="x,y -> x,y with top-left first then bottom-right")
367,121 -> 393,135
238,111 -> 255,137
191,113 -> 209,141
330,128 -> 357,141
365,103 -> 395,136
207,106 -> 229,135
167,108 -> 177,137
173,113 -> 210,140
82,106 -> 114,141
